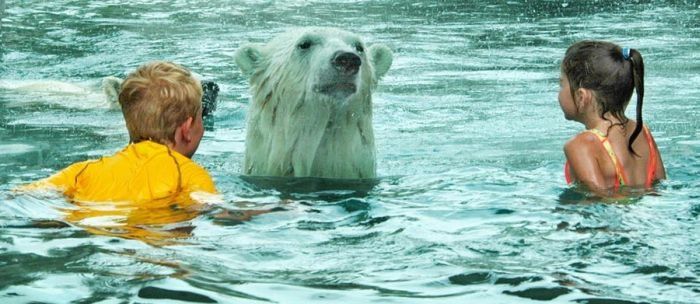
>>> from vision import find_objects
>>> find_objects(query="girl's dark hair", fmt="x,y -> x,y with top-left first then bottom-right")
562,40 -> 645,156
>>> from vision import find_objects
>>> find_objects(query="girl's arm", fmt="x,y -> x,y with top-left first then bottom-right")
649,132 -> 667,180
655,148 -> 666,180
564,135 -> 613,196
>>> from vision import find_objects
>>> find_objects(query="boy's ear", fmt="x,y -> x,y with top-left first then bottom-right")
178,117 -> 195,142
235,43 -> 265,76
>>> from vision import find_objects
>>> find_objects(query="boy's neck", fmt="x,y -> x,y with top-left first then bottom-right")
167,142 -> 191,158
133,140 -> 189,158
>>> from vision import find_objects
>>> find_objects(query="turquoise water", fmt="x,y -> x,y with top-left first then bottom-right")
1,0 -> 699,303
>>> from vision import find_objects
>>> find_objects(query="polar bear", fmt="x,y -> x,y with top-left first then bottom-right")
0,79 -> 121,109
235,27 -> 393,179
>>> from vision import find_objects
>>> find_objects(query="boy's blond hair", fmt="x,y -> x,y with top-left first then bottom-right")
119,61 -> 202,144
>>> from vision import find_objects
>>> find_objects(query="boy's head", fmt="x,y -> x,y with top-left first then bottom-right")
119,61 -> 203,145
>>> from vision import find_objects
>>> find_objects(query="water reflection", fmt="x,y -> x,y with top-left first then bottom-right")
4,187 -> 287,246
240,175 -> 379,200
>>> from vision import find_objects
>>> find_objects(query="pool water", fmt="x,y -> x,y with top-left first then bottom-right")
1,1 -> 699,303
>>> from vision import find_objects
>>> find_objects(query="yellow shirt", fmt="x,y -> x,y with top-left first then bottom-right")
37,140 -> 216,204
25,141 -> 217,243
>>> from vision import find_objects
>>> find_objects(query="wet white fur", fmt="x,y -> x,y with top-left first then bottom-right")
102,76 -> 123,106
0,79 -> 121,109
235,27 -> 392,178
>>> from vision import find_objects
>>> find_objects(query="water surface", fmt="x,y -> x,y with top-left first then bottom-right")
1,1 -> 699,303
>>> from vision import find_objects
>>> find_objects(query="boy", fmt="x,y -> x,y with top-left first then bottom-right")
28,61 -> 216,214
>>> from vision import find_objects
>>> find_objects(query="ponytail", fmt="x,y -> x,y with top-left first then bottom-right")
626,48 -> 645,156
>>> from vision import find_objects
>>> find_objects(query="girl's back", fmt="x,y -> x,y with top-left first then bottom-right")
605,121 -> 665,187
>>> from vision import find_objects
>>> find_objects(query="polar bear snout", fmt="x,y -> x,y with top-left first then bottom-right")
314,51 -> 362,99
332,51 -> 361,76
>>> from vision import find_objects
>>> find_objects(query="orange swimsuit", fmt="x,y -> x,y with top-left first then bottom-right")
565,126 -> 658,189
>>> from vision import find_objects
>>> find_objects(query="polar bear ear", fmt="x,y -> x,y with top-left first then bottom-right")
102,76 -> 123,108
369,44 -> 393,79
235,43 -> 265,76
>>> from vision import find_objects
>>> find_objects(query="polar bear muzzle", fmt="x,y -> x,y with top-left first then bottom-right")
313,51 -> 363,99
332,51 -> 361,76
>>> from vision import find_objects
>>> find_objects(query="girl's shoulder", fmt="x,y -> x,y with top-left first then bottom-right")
564,130 -> 610,165
565,130 -> 604,150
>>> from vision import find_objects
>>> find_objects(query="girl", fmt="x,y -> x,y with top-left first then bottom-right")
559,41 -> 665,196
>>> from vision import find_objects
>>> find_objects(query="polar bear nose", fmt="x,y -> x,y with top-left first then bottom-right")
332,52 -> 361,75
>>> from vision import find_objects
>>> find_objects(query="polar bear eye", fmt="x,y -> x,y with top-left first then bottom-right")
354,44 -> 364,53
298,40 -> 313,50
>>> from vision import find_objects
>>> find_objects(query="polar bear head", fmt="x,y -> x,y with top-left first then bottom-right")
235,27 -> 392,104
235,27 -> 393,178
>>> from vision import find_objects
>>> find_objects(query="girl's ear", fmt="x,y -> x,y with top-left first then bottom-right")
576,88 -> 593,108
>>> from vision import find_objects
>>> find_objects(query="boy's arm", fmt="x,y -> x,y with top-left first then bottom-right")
180,161 -> 219,206
187,164 -> 217,194
183,163 -> 291,223
20,161 -> 90,195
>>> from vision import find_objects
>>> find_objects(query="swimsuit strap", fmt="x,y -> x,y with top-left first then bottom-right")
643,125 -> 658,188
584,129 -> 628,188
